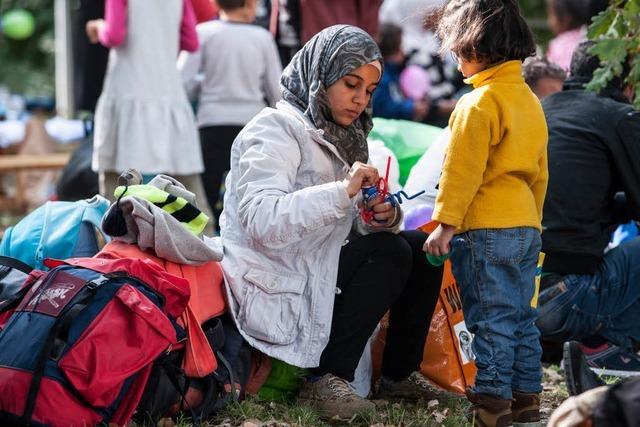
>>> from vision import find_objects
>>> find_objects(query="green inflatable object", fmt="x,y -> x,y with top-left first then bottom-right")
2,9 -> 35,40
426,253 -> 450,266
369,118 -> 443,186
258,358 -> 308,403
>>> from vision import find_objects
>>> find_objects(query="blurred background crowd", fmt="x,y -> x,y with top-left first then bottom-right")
0,0 -> 611,220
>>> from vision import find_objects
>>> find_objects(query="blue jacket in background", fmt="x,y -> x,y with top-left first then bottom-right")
372,61 -> 415,120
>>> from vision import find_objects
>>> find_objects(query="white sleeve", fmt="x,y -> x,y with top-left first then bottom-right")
236,121 -> 353,248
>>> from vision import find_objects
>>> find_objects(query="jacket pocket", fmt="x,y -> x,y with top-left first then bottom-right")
241,268 -> 305,345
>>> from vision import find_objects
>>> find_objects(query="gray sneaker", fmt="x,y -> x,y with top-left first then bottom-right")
298,374 -> 375,419
377,371 -> 460,401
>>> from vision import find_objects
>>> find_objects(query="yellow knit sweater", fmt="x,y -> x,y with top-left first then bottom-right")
433,60 -> 548,232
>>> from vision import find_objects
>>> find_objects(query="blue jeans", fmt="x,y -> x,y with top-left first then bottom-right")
450,227 -> 543,400
536,237 -> 640,351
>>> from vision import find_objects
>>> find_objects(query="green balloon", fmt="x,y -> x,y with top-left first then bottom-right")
426,253 -> 450,266
2,9 -> 35,40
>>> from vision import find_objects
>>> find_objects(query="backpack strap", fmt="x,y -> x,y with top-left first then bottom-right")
0,256 -> 33,275
50,275 -> 110,360
161,363 -> 201,423
0,266 -> 42,313
22,275 -> 108,423
214,350 -> 239,404
23,296 -> 89,423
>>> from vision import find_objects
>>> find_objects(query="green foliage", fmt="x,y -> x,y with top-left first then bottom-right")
0,0 -> 54,95
518,0 -> 554,48
518,0 -> 548,18
587,0 -> 640,108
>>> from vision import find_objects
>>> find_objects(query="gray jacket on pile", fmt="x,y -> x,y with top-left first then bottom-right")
220,101 -> 401,368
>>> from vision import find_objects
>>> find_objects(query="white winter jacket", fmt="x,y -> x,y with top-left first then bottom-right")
220,101 -> 401,367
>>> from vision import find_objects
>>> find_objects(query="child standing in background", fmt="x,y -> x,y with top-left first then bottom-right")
87,0 -> 211,228
178,0 -> 282,231
425,1 -> 548,426
545,0 -> 608,71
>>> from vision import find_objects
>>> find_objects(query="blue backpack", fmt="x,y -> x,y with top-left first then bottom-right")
0,196 -> 110,270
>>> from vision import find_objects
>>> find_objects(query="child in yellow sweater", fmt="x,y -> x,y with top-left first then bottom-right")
424,1 -> 548,426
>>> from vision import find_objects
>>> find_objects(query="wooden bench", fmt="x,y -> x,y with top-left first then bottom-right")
0,153 -> 71,213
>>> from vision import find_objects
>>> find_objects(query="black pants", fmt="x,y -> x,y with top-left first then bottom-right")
314,230 -> 443,382
199,125 -> 244,230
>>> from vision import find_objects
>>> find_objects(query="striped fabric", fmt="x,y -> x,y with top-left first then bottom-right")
114,185 -> 209,236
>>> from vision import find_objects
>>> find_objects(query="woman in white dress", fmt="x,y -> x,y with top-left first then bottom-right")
87,0 -> 211,225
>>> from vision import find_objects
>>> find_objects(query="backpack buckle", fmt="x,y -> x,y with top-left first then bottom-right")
86,275 -> 109,290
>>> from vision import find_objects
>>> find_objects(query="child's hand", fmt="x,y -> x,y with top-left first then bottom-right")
86,19 -> 105,44
423,223 -> 457,256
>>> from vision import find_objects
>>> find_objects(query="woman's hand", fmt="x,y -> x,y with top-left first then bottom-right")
86,19 -> 105,44
342,162 -> 379,198
423,223 -> 457,256
367,195 -> 397,227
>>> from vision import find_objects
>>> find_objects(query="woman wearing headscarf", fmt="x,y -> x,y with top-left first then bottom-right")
220,25 -> 443,419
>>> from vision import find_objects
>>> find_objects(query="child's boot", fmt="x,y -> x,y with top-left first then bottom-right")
512,392 -> 541,427
466,390 -> 512,427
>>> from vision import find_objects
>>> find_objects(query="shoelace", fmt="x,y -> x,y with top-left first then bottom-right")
409,371 -> 432,390
410,372 -> 461,401
328,375 -> 356,399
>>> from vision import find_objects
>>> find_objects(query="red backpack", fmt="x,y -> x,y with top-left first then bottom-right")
0,257 -> 190,427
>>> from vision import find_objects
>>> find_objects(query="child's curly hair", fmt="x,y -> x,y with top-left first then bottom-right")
522,57 -> 566,88
434,0 -> 536,64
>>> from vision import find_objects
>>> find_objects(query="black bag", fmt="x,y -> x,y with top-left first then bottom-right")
0,256 -> 33,312
135,315 -> 253,425
56,137 -> 99,201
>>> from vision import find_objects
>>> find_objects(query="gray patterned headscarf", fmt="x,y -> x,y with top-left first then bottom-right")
281,25 -> 383,165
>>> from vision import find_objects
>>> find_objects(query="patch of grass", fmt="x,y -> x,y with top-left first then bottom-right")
364,400 -> 471,427
140,367 -> 570,426
278,403 -> 326,426
544,364 -> 568,396
139,385 -> 572,427
541,364 -> 569,422
206,395 -> 472,427
601,375 -> 623,386
218,399 -> 267,422
211,397 -> 327,427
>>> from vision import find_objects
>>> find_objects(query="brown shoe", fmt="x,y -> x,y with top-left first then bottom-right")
377,371 -> 461,402
298,374 -> 374,419
466,390 -> 513,427
512,392 -> 541,427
